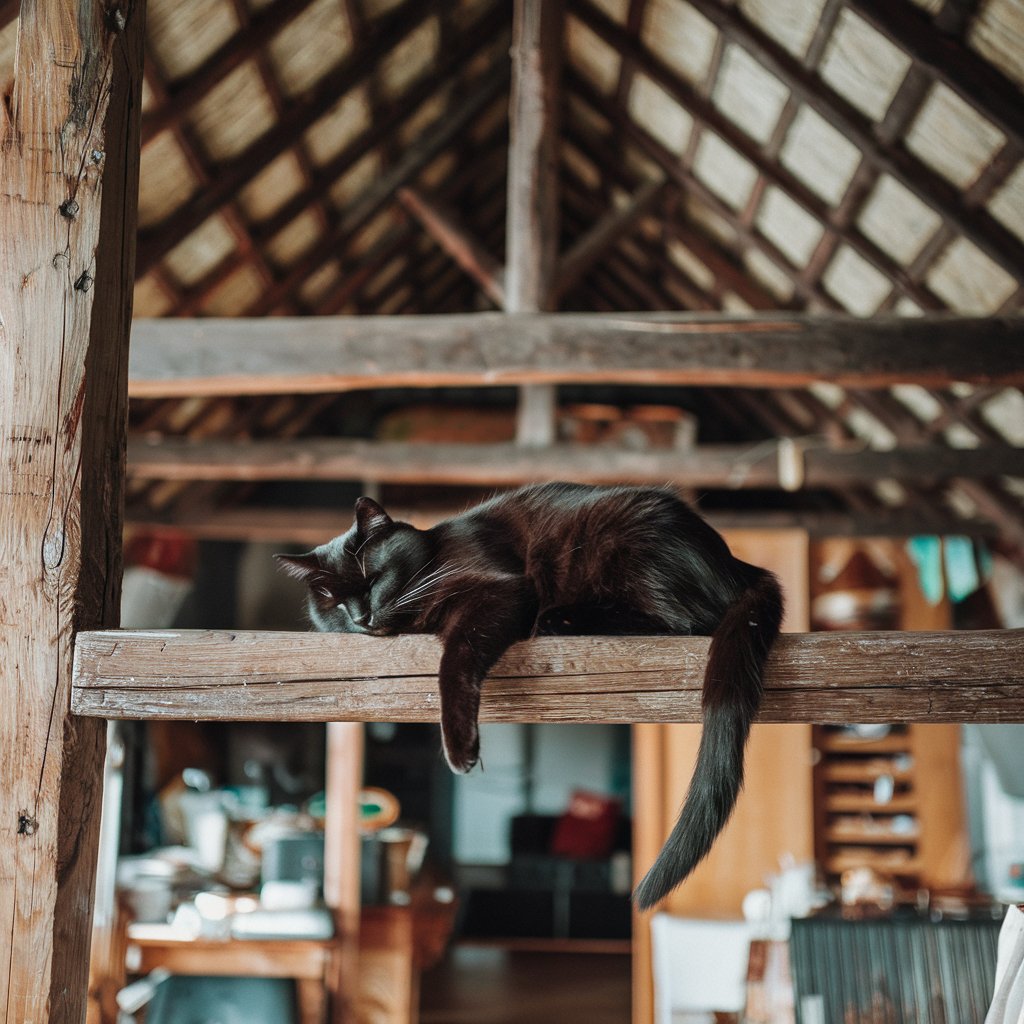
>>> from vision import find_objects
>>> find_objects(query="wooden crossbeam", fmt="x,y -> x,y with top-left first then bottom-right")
397,187 -> 507,306
71,628 -> 1024,724
126,313 -> 1024,397
125,436 -> 1024,487
555,177 -> 668,299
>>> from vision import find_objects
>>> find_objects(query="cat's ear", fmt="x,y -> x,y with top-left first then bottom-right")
354,496 -> 392,537
274,552 -> 322,582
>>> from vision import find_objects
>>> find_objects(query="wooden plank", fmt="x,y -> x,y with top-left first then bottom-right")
126,313 -> 1024,396
0,1 -> 144,1020
71,628 -> 1024,724
125,436 -> 1024,487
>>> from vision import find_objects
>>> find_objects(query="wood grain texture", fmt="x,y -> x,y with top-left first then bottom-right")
0,1 -> 145,1021
71,628 -> 1024,724
125,436 -> 1024,487
126,313 -> 1024,397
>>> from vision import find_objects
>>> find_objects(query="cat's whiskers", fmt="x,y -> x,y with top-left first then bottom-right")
388,564 -> 459,611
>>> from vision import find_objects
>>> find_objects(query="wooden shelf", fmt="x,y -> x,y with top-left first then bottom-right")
825,794 -> 917,814
817,733 -> 913,754
71,627 -> 1024,723
824,827 -> 920,845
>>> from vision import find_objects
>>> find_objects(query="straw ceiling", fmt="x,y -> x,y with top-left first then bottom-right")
1,0 -> 1022,552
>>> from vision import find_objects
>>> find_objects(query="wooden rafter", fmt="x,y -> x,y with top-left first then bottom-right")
683,0 -> 1024,281
570,1 -> 955,312
846,0 -> 1023,150
398,187 -> 507,307
246,59 -> 509,316
140,0 -> 321,143
135,0 -> 433,276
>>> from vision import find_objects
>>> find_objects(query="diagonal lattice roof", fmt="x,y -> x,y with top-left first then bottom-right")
1,0 -> 1021,549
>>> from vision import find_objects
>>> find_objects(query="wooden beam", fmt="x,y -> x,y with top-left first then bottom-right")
397,187 -> 506,307
126,313 -> 1024,397
507,0 -> 563,446
506,0 -> 561,312
125,436 -> 1024,488
0,1 -> 144,1020
555,178 -> 668,298
71,628 -> 1024,724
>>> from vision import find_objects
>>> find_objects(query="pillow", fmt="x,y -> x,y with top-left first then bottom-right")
549,790 -> 622,860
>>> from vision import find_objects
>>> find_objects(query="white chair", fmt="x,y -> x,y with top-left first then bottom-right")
651,913 -> 754,1024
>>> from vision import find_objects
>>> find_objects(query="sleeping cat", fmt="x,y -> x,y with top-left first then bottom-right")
276,482 -> 783,909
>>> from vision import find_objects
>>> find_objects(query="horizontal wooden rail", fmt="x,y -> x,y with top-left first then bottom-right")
127,313 -> 1024,397
72,628 -> 1024,724
126,436 -> 1024,487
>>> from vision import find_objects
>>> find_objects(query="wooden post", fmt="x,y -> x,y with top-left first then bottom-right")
507,0 -> 562,446
0,1 -> 144,1021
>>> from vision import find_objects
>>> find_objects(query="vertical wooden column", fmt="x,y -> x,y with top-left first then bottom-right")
506,0 -> 562,447
323,722 -> 363,1024
0,2 -> 145,1021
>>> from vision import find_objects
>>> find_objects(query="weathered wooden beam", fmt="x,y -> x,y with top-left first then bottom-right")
397,187 -> 506,307
125,504 -> 1001,546
506,0 -> 561,312
125,436 -> 1024,487
507,0 -> 563,446
555,178 -> 668,299
0,1 -> 144,1020
71,629 -> 1024,724
127,313 -> 1024,397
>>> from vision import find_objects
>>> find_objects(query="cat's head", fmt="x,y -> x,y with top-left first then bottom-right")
275,497 -> 432,635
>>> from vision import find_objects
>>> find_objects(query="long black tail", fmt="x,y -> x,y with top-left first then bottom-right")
633,566 -> 783,911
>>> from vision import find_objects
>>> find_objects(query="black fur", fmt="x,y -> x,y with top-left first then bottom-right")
276,483 -> 783,909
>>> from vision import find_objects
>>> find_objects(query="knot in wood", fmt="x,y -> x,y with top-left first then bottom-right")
59,198 -> 80,219
74,271 -> 94,292
17,811 -> 39,836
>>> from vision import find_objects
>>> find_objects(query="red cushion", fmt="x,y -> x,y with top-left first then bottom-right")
549,791 -> 621,860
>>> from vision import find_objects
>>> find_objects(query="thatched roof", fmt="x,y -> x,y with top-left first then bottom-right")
2,0 -> 1021,551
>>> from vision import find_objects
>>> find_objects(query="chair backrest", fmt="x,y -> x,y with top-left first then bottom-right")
651,914 -> 754,1024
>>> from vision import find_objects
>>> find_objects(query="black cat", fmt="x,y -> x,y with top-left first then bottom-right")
276,482 -> 783,909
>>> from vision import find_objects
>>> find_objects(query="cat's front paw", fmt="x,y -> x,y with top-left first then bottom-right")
442,724 -> 480,775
